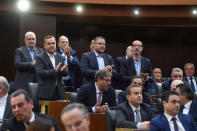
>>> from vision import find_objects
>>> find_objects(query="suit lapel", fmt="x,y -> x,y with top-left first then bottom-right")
91,52 -> 99,70
44,52 -> 54,68
161,114 -> 171,131
23,46 -> 33,61
92,84 -> 97,105
140,57 -> 144,73
126,102 -> 135,121
3,96 -> 10,119
102,53 -> 109,66
130,57 -> 137,75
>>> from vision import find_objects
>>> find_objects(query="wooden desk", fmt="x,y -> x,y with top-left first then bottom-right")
39,100 -> 70,131
116,128 -> 149,131
39,101 -> 108,131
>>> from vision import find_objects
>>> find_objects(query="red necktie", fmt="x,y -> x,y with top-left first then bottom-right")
97,92 -> 102,106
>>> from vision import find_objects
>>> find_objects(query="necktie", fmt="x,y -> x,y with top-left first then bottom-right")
180,105 -> 185,113
190,77 -> 195,91
135,109 -> 141,123
97,92 -> 102,106
171,118 -> 178,131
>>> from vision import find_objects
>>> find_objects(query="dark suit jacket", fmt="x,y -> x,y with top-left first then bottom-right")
77,82 -> 117,112
3,95 -> 13,121
116,101 -> 155,128
150,113 -> 197,131
36,51 -> 68,100
120,56 -> 152,88
56,47 -> 80,90
183,76 -> 197,91
80,51 -> 115,84
13,46 -> 43,92
1,113 -> 60,131
112,56 -> 127,90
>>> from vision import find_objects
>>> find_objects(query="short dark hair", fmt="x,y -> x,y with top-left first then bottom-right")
94,69 -> 112,82
43,35 -> 55,44
162,91 -> 179,102
131,75 -> 145,86
94,36 -> 105,43
27,118 -> 54,131
176,83 -> 194,100
10,89 -> 32,102
61,103 -> 88,119
125,84 -> 142,96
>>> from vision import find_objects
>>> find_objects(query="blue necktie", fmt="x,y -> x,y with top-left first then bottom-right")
172,118 -> 178,131
190,77 -> 195,91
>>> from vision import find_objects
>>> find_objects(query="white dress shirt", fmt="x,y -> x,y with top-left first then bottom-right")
164,113 -> 185,131
47,53 -> 56,69
0,93 -> 8,125
24,112 -> 35,128
183,100 -> 192,115
186,76 -> 197,91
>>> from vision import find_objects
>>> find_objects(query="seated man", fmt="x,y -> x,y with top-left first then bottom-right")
150,91 -> 197,131
77,69 -> 117,113
61,103 -> 90,131
1,89 -> 60,131
0,76 -> 13,127
176,83 -> 197,123
116,84 -> 155,129
118,75 -> 158,113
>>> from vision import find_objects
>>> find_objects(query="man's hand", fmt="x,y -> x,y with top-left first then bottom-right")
103,65 -> 114,71
63,45 -> 72,58
32,60 -> 36,66
140,121 -> 150,129
55,62 -> 62,72
60,64 -> 68,72
95,103 -> 108,113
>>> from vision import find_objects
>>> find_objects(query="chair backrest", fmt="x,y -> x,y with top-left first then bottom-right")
115,90 -> 122,104
105,110 -> 116,131
28,83 -> 38,100
70,92 -> 78,103
155,83 -> 163,97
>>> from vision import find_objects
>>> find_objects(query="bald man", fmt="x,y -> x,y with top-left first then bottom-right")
0,76 -> 13,126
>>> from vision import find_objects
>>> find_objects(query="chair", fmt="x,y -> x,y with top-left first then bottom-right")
105,110 -> 116,131
115,90 -> 122,104
28,83 -> 39,112
70,92 -> 78,103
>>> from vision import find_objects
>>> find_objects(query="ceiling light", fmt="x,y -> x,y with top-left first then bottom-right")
76,5 -> 83,13
133,9 -> 140,15
192,9 -> 197,15
17,0 -> 30,12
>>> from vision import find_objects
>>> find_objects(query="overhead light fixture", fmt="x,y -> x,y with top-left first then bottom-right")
192,9 -> 197,15
17,0 -> 30,12
76,5 -> 83,13
133,8 -> 140,16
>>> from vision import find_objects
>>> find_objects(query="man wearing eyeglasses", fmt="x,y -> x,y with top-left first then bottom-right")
80,36 -> 115,84
77,69 -> 117,113
61,103 -> 90,131
13,31 -> 43,93
120,40 -> 152,89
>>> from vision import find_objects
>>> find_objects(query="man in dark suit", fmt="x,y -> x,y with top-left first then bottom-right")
176,83 -> 197,123
112,46 -> 133,90
0,76 -> 13,127
80,36 -> 115,84
36,35 -> 68,100
183,63 -> 197,92
56,35 -> 80,91
1,89 -> 60,131
116,84 -> 155,129
150,91 -> 197,131
77,69 -> 117,113
120,40 -> 152,89
13,31 -> 43,93
118,75 -> 158,113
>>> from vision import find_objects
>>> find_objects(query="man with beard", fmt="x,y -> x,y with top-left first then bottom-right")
80,36 -> 115,84
36,35 -> 68,100
120,40 -> 152,89
150,91 -> 197,131
77,70 -> 116,113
